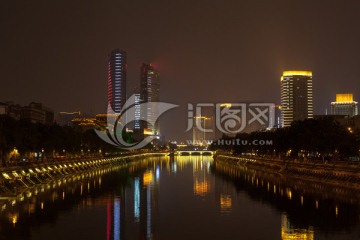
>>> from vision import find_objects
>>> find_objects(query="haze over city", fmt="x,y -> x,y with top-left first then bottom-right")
1,0 -> 360,140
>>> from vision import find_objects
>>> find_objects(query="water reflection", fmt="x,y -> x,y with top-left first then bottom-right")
1,156 -> 360,239
193,157 -> 210,197
213,160 -> 360,240
281,213 -> 314,240
219,194 -> 232,214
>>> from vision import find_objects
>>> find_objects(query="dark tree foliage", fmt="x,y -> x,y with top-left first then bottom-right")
0,115 -> 119,158
211,118 -> 359,160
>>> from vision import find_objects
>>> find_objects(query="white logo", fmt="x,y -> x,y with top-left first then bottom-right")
186,103 -> 275,135
95,94 -> 178,150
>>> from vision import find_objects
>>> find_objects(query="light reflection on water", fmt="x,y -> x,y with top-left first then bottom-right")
0,156 -> 359,240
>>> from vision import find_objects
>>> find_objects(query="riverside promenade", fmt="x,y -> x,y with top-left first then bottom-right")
214,153 -> 360,189
0,152 -> 167,197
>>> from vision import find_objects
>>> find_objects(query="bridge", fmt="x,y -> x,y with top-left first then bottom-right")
174,150 -> 214,156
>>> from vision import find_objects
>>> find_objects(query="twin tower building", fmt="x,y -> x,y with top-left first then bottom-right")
107,49 -> 160,136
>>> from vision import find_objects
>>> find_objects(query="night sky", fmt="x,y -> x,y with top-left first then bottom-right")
1,0 -> 360,141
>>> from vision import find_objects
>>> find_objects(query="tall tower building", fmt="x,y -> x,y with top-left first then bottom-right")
133,89 -> 141,130
192,115 -> 214,146
331,94 -> 358,117
107,49 -> 127,114
280,71 -> 313,127
140,64 -> 160,135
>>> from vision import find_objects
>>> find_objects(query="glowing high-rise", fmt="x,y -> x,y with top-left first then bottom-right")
107,49 -> 127,114
140,63 -> 160,135
331,94 -> 358,117
280,71 -> 313,127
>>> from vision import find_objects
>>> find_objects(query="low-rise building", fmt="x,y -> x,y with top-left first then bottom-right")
0,101 -> 54,124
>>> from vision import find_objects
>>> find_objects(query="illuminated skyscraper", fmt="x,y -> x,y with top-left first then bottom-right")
107,49 -> 127,114
134,90 -> 141,130
192,116 -> 213,146
280,71 -> 313,127
140,64 -> 160,135
331,94 -> 358,117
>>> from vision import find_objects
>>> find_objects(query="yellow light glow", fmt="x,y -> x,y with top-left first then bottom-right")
9,213 -> 19,226
282,71 -> 312,77
2,173 -> 11,180
12,216 -> 17,225
335,206 -> 338,217
220,103 -> 232,108
194,116 -> 211,120
95,114 -> 118,117
143,171 -> 153,186
286,189 -> 292,200
336,93 -> 353,103
220,194 -> 232,209
194,180 -> 209,196
281,227 -> 314,240
281,214 -> 314,240
143,128 -> 154,135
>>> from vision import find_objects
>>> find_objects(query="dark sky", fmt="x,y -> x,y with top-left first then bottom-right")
1,0 -> 360,141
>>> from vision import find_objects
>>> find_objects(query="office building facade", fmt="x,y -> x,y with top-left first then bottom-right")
280,71 -> 313,127
107,49 -> 127,114
140,64 -> 160,135
331,94 -> 358,117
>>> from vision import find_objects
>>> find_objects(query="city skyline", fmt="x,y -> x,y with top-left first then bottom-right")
1,1 -> 360,239
1,0 -> 360,140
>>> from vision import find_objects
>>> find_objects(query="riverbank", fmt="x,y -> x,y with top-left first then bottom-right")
0,152 -> 167,197
214,154 -> 360,189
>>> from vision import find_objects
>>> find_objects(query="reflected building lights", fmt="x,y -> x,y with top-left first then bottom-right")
134,178 -> 140,222
9,213 -> 18,227
193,180 -> 209,196
281,213 -> 314,240
335,206 -> 339,217
286,189 -> 292,200
107,201 -> 111,240
147,185 -> 152,240
220,194 -> 232,214
114,198 -> 120,240
156,167 -> 160,180
193,158 -> 211,197
172,162 -> 177,173
143,171 -> 153,186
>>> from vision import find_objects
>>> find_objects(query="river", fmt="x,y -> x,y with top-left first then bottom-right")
0,155 -> 359,240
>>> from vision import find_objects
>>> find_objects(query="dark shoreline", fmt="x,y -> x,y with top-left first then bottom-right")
214,154 -> 360,204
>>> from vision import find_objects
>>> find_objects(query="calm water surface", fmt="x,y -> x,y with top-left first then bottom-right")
1,156 -> 360,240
